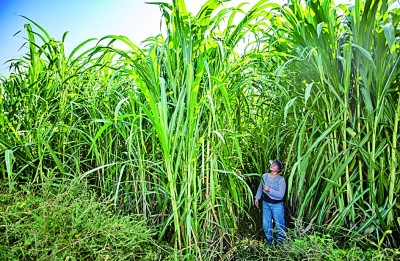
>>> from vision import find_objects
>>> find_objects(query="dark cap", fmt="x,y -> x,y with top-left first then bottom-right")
269,160 -> 284,171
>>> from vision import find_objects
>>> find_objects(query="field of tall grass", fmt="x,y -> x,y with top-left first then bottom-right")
1,0 -> 399,259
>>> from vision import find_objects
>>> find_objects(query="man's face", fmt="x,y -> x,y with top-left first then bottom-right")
270,162 -> 280,172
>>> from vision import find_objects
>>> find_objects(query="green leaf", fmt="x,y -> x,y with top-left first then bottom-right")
304,82 -> 314,106
351,43 -> 376,69
44,142 -> 66,174
382,23 -> 395,53
5,149 -> 14,179
317,22 -> 323,38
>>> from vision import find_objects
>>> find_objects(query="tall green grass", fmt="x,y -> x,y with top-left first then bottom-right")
0,0 -> 399,258
0,0 -> 271,258
256,0 -> 400,247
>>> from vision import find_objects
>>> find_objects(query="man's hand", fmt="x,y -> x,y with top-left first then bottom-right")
254,198 -> 259,207
264,185 -> 271,192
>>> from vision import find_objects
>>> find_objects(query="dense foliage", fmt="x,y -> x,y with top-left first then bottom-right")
0,0 -> 399,259
2,182 -> 397,260
0,181 -> 166,260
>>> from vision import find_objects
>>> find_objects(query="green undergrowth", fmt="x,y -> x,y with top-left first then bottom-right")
224,232 -> 399,261
1,180 -> 398,260
0,180 -> 170,260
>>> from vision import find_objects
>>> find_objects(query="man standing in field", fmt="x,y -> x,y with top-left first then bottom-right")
254,160 -> 286,244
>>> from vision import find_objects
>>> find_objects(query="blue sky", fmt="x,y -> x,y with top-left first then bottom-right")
0,0 -> 209,75
0,0 -> 360,76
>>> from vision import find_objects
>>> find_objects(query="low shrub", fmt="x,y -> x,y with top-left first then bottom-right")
222,230 -> 399,260
0,180 -> 169,260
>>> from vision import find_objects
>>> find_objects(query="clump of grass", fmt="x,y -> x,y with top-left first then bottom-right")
0,180 -> 170,260
222,228 -> 398,261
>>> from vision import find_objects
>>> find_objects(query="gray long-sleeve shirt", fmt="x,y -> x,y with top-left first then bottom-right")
255,173 -> 286,201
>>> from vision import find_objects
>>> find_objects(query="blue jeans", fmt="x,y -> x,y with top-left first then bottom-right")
262,201 -> 286,244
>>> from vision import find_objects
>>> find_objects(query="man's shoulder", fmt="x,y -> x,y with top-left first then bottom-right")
278,175 -> 286,183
